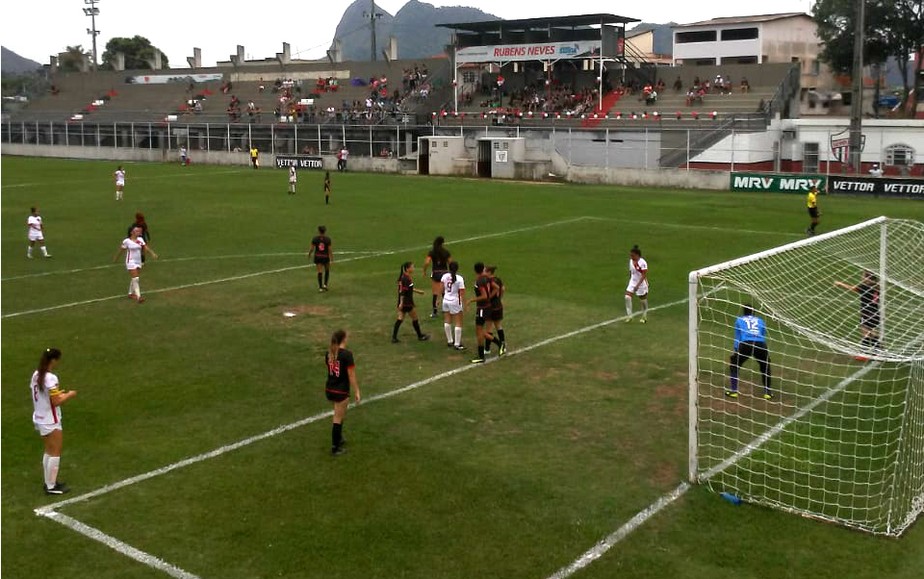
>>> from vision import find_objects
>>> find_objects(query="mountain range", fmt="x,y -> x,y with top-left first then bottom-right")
333,0 -> 497,61
2,46 -> 42,76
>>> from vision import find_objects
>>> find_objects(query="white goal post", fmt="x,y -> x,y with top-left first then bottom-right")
688,216 -> 924,536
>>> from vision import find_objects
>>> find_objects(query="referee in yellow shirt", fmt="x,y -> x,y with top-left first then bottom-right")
806,184 -> 820,236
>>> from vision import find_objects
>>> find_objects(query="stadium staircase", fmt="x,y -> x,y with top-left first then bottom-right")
580,91 -> 624,128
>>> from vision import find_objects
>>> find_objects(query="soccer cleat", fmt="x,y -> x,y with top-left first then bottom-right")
447,342 -> 454,348
429,311 -> 438,318
763,392 -> 774,400
725,390 -> 739,399
27,254 -> 34,259
44,482 -> 70,495
470,357 -> 485,364
418,334 -> 431,342
498,343 -> 507,356
639,317 -> 647,324
623,317 -> 632,323
322,285 -> 329,291
331,446 -> 346,456
128,293 -> 136,300
44,254 -> 52,258
454,345 -> 466,351
391,337 -> 400,344
137,296 -> 146,304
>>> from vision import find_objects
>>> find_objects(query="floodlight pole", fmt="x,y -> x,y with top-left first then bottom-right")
83,0 -> 101,72
365,0 -> 383,62
848,0 -> 865,174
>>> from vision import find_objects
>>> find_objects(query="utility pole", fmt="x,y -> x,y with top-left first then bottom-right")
83,0 -> 101,71
364,0 -> 383,62
848,0 -> 865,173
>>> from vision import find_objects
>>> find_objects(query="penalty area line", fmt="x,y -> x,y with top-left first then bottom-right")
3,216 -> 591,319
40,293 -> 691,514
36,293 -> 693,577
37,511 -> 201,579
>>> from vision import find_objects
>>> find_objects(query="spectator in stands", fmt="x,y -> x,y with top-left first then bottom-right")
645,89 -> 658,106
258,78 -> 265,93
869,163 -> 884,177
50,84 -> 60,95
740,77 -> 751,93
337,146 -> 349,172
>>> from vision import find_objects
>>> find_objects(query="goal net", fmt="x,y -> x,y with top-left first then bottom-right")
688,216 -> 924,536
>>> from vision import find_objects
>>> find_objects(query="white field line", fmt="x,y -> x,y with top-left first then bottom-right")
35,293 -> 693,579
546,482 -> 692,579
39,294 -> 690,515
37,511 -> 200,579
701,362 -> 879,481
2,251 -> 382,281
2,168 -> 251,190
585,216 -> 802,238
3,217 -> 590,319
548,354 -> 880,579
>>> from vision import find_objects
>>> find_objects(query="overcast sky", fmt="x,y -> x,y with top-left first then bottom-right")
2,0 -> 815,67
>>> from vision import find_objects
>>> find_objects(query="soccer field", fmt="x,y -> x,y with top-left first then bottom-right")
2,156 -> 923,579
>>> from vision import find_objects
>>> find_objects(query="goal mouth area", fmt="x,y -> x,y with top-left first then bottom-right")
688,217 -> 924,536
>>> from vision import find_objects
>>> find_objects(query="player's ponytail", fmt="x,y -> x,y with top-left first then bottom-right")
36,348 -> 62,392
328,330 -> 346,365
398,261 -> 412,281
449,261 -> 458,284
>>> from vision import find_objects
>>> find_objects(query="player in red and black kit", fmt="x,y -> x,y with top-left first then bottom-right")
468,262 -> 502,363
325,329 -> 360,456
423,236 -> 452,318
392,261 -> 430,343
835,270 -> 882,360
484,265 -> 507,356
307,225 -> 332,291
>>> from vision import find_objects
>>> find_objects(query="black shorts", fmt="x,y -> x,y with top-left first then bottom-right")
314,257 -> 330,265
431,271 -> 447,283
860,314 -> 880,330
808,207 -> 819,218
326,389 -> 349,402
399,304 -> 415,313
475,308 -> 490,326
490,308 -> 504,322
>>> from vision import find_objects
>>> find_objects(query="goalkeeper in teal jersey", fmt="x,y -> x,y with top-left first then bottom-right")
726,305 -> 773,399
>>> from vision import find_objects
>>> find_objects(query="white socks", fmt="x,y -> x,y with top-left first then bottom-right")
444,323 -> 453,344
115,190 -> 122,200
454,326 -> 463,347
130,277 -> 141,297
44,454 -> 60,489
41,246 -> 49,257
625,295 -> 633,316
641,298 -> 649,317
27,247 -> 33,258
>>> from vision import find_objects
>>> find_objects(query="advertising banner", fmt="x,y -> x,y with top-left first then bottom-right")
125,73 -> 223,85
275,155 -> 324,170
730,173 -> 826,193
456,41 -> 601,64
828,176 -> 924,198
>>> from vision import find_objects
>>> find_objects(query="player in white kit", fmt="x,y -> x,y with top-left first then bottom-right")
30,348 -> 77,494
440,262 -> 466,350
27,206 -> 52,258
288,165 -> 297,195
114,226 -> 158,302
625,245 -> 649,323
114,165 -> 126,200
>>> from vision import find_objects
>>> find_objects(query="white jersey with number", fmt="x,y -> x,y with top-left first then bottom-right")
27,215 -> 44,241
31,370 -> 62,426
289,166 -> 297,183
440,272 -> 465,313
114,169 -> 126,186
123,237 -> 145,270
627,257 -> 649,294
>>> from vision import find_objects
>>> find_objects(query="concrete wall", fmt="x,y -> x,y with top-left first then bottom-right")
2,144 -> 400,173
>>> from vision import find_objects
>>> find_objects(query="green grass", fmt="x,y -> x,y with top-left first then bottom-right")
2,156 -> 923,578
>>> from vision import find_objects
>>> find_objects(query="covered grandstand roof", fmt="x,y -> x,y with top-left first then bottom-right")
437,13 -> 639,33
674,12 -> 809,28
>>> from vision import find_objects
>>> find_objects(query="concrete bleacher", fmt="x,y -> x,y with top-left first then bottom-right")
13,58 -> 447,124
